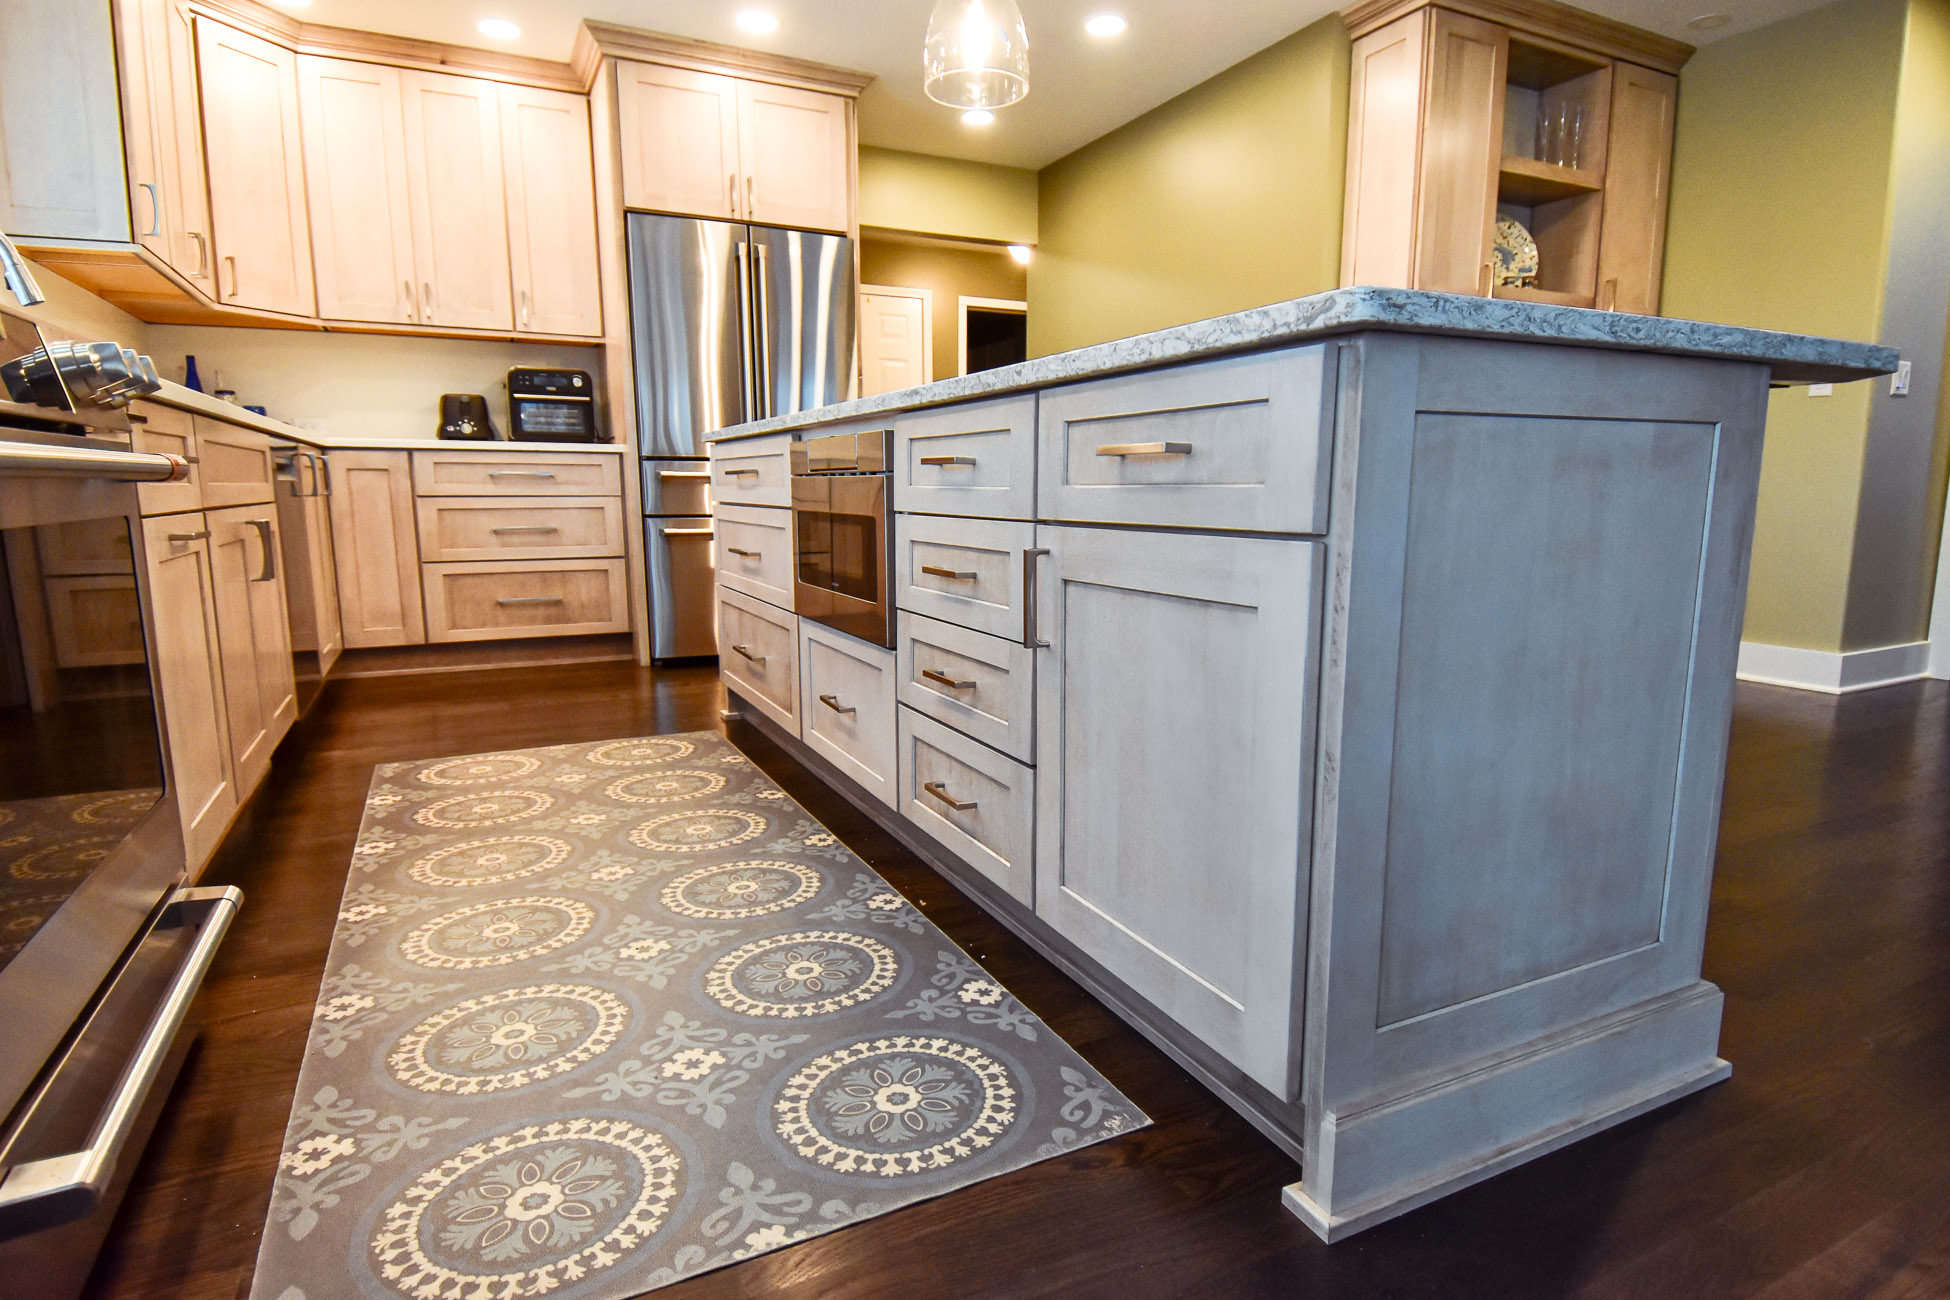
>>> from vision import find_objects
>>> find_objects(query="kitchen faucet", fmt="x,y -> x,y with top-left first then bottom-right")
0,231 -> 47,307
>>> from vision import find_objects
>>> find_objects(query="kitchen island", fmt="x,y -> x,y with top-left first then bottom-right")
703,288 -> 1896,1239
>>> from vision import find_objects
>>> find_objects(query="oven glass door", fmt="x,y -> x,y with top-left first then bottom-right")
792,474 -> 890,646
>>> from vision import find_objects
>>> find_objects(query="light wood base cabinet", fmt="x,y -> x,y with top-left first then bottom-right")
422,558 -> 629,642
328,450 -> 425,648
206,505 -> 296,793
141,517 -> 238,870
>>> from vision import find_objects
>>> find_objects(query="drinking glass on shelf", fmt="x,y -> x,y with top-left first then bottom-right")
1535,104 -> 1585,168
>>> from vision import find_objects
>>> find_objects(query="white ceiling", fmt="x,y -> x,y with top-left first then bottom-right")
278,0 -> 1840,169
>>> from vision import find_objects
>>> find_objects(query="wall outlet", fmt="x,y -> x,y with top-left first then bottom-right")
1808,383 -> 1834,397
1891,361 -> 1911,397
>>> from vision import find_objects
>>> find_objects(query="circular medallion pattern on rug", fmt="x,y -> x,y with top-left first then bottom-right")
413,790 -> 555,829
387,984 -> 630,1095
704,930 -> 898,1018
774,1036 -> 1018,1175
370,1117 -> 682,1297
406,836 -> 576,888
10,834 -> 118,881
660,860 -> 823,919
399,897 -> 596,970
412,754 -> 544,786
0,893 -> 67,956
603,770 -> 727,805
626,809 -> 767,853
585,737 -> 694,766
70,790 -> 158,824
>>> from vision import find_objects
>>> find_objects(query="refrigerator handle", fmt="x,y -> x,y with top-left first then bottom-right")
753,241 -> 775,420
735,239 -> 757,425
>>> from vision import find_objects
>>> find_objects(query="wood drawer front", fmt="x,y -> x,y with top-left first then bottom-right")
897,611 -> 1034,764
194,417 -> 277,508
709,433 -> 791,508
799,621 -> 897,808
131,402 -> 202,515
713,503 -> 793,609
1037,344 -> 1335,533
895,513 -> 1033,642
895,395 -> 1036,520
410,450 -> 623,497
415,496 -> 626,562
45,576 -> 145,667
718,585 -> 799,734
899,706 -> 1033,906
422,558 -> 629,642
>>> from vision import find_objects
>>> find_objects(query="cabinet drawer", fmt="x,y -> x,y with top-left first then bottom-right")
1037,344 -> 1335,534
895,513 -> 1034,642
414,496 -> 626,562
899,706 -> 1033,905
718,584 -> 799,735
713,502 -> 793,609
895,394 -> 1036,520
194,417 -> 276,508
422,558 -> 629,641
44,576 -> 145,667
799,621 -> 897,807
897,611 -> 1034,764
130,402 -> 202,515
411,450 -> 623,497
709,433 -> 791,508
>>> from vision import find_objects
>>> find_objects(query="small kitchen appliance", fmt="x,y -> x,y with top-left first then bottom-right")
506,367 -> 601,442
791,428 -> 894,649
436,393 -> 498,441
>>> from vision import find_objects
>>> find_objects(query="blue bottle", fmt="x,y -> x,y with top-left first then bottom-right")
183,355 -> 202,392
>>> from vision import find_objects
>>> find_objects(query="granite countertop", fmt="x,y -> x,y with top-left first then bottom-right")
706,286 -> 1902,443
145,382 -> 627,453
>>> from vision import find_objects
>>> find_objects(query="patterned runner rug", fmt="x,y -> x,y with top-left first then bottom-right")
251,731 -> 1145,1299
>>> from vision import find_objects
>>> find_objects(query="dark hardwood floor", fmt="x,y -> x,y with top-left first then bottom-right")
80,663 -> 1950,1299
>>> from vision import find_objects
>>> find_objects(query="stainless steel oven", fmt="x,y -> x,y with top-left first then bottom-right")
791,429 -> 893,648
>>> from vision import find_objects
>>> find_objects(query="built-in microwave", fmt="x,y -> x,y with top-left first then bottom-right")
791,429 -> 893,649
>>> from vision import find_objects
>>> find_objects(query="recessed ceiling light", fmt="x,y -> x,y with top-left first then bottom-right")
477,17 -> 522,40
1686,12 -> 1732,28
1008,244 -> 1032,265
736,10 -> 779,34
962,109 -> 995,127
1085,13 -> 1126,37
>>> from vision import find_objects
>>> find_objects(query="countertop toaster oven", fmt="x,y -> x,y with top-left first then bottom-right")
506,367 -> 603,442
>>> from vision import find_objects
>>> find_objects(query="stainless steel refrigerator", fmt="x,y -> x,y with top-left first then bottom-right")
629,212 -> 856,659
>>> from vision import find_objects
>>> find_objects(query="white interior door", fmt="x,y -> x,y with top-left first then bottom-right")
859,286 -> 931,397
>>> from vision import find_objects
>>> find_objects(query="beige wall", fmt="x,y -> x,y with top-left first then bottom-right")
17,257 -> 149,344
860,237 -> 1026,383
1027,15 -> 1349,358
859,147 -> 1038,245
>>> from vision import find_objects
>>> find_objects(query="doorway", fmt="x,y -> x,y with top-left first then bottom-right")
959,296 -> 1028,376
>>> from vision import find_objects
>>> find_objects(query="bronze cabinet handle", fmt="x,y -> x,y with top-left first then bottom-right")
919,455 -> 976,466
723,467 -> 761,478
818,693 -> 854,715
921,564 -> 976,581
725,546 -> 760,558
491,525 -> 560,534
920,668 -> 975,691
165,530 -> 209,544
1094,442 -> 1191,457
497,595 -> 564,606
488,470 -> 557,480
730,643 -> 764,665
923,781 -> 977,812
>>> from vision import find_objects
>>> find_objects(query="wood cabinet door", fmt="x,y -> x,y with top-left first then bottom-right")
207,505 -> 296,795
327,450 -> 425,647
399,70 -> 512,330
0,0 -> 129,242
196,17 -> 315,315
1033,524 -> 1323,1099
141,516 -> 238,871
1597,64 -> 1678,316
737,80 -> 850,233
1341,10 -> 1430,289
1412,9 -> 1507,295
615,61 -> 741,220
275,450 -> 343,672
115,0 -> 211,285
298,55 -> 417,325
500,83 -> 603,337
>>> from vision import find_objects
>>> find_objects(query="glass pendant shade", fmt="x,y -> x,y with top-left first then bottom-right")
923,0 -> 1030,110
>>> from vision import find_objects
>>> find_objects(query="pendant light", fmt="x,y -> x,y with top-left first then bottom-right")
923,0 -> 1030,111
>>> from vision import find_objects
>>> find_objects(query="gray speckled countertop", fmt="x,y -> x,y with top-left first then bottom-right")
707,286 -> 1900,443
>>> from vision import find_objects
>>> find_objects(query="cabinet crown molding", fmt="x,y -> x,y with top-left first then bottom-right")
578,20 -> 875,97
1341,0 -> 1693,71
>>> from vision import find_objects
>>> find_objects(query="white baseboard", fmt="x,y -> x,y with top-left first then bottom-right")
1735,639 -> 1931,694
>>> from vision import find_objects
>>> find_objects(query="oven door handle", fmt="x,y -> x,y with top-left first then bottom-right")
0,886 -> 241,1234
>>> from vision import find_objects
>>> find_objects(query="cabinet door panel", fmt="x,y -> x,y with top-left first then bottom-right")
616,61 -> 740,220
1597,65 -> 1678,316
501,83 -> 603,337
799,620 -> 897,807
194,418 -> 276,509
196,17 -> 314,315
328,450 -> 425,647
1413,10 -> 1507,295
718,585 -> 798,734
299,55 -> 416,325
737,80 -> 850,233
1034,525 -> 1322,1099
207,506 -> 296,795
141,518 -> 237,870
400,70 -> 512,330
0,0 -> 128,241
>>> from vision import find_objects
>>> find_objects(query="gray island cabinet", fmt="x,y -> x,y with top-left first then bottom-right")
704,287 -> 1896,1240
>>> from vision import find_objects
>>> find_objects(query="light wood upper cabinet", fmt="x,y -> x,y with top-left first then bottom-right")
616,61 -> 742,220
1414,11 -> 1508,295
736,80 -> 850,233
1596,64 -> 1678,315
116,0 -> 213,286
400,70 -> 513,331
0,0 -> 129,242
328,450 -> 425,648
501,84 -> 603,337
298,55 -> 416,325
195,17 -> 315,316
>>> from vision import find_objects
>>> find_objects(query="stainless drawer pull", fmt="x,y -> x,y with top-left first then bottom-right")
923,781 -> 977,812
497,595 -> 565,606
921,668 -> 976,691
818,693 -> 855,715
248,518 -> 277,582
723,467 -> 761,478
662,527 -> 714,537
730,643 -> 765,665
658,470 -> 711,479
166,530 -> 209,543
490,525 -> 561,534
1096,441 -> 1193,457
919,455 -> 977,467
1023,547 -> 1051,649
725,546 -> 761,558
921,565 -> 977,581
488,470 -> 557,480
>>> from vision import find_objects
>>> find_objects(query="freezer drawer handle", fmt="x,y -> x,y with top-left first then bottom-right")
491,525 -> 561,535
1095,442 -> 1192,457
497,596 -> 565,606
921,668 -> 976,691
730,643 -> 765,665
919,455 -> 977,467
921,565 -> 977,581
0,887 -> 240,1234
923,781 -> 977,812
658,470 -> 710,480
725,546 -> 760,558
661,527 -> 713,537
818,693 -> 855,715
489,470 -> 557,480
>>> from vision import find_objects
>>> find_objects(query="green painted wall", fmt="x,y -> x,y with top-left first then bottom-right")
858,147 -> 1039,245
1027,15 -> 1350,358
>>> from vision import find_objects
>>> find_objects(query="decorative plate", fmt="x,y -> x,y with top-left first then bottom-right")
1492,215 -> 1539,288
